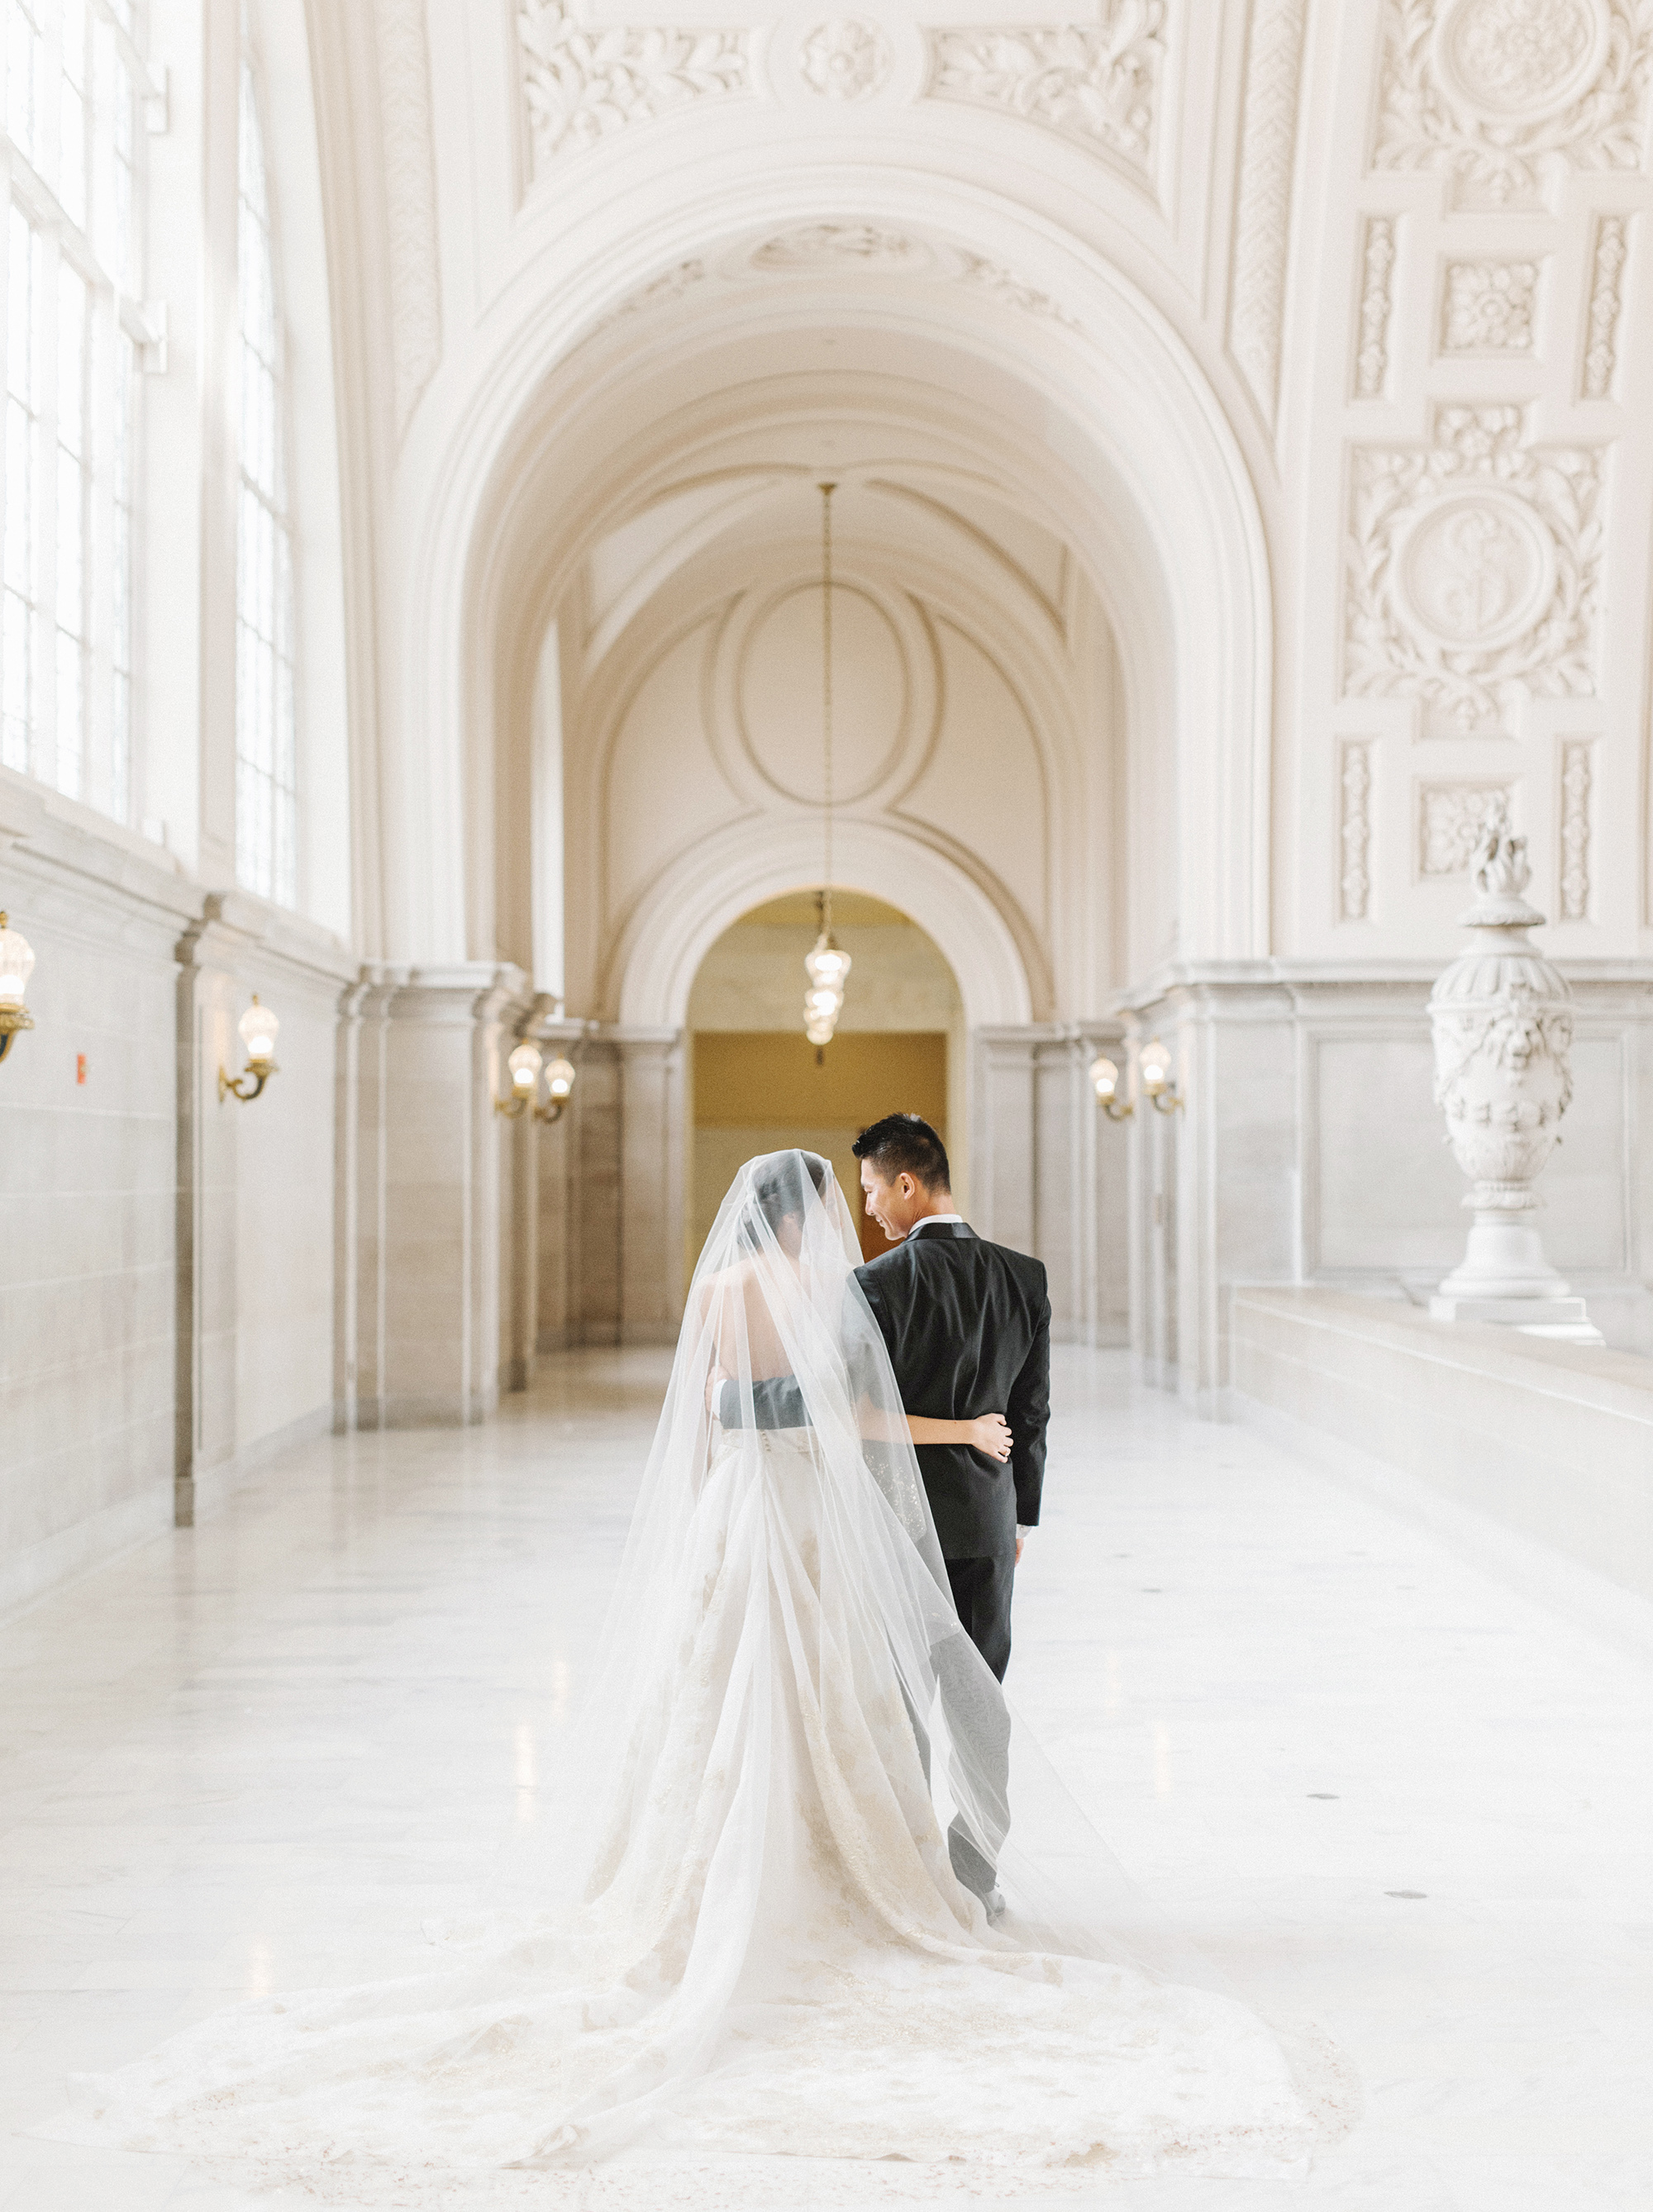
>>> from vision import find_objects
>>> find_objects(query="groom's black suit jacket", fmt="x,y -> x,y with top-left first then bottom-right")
722,1220 -> 1050,1562
857,1220 -> 1050,1561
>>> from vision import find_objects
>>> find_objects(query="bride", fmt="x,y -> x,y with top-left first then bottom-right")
58,1150 -> 1341,2191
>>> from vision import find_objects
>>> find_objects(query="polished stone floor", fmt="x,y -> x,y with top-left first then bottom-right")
2,1347 -> 1650,2210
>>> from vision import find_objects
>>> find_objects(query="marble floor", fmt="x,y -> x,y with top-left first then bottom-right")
1,1347 -> 1650,2210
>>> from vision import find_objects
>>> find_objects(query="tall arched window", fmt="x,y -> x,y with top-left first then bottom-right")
235,52 -> 295,906
2,0 -> 147,818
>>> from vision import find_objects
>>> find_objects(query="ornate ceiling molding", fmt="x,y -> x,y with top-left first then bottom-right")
1344,405 -> 1605,734
798,17 -> 893,101
374,0 -> 443,440
1440,258 -> 1541,352
1227,0 -> 1308,423
748,223 -> 925,270
512,4 -> 1175,188
924,4 -> 1167,177
1372,0 -> 1653,208
1354,215 -> 1398,400
581,225 -> 1087,337
1581,213 -> 1629,396
517,0 -> 751,175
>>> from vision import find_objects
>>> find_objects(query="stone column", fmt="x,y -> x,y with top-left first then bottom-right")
526,1016 -> 587,1355
617,1029 -> 686,1344
340,963 -> 534,1425
972,1028 -> 1041,1253
1428,803 -> 1601,1344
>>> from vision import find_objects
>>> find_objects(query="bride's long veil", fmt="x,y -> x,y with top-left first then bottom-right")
535,1147 -> 1014,1915
499,1149 -> 1232,2156
53,1149 -> 1339,2188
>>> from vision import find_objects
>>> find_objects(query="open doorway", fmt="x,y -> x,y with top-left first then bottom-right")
688,892 -> 962,1268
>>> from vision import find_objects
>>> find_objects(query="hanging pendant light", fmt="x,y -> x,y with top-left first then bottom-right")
805,481 -> 850,1053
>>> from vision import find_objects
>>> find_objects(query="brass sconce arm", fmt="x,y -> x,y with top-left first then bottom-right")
0,1006 -> 34,1067
219,1057 -> 276,1103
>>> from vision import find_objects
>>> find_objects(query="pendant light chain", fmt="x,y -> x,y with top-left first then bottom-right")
803,481 -> 851,1053
821,479 -> 835,938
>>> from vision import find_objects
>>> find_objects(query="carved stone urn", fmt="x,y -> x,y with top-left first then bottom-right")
1428,799 -> 1601,1342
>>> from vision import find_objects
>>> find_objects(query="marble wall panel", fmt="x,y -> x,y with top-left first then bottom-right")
233,972 -> 345,1449
0,849 -> 185,1611
1309,1031 -> 1462,1274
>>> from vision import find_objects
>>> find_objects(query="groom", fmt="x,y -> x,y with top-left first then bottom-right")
850,1114 -> 1050,1687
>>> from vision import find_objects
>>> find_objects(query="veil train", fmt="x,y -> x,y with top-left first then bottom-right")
45,1150 -> 1349,2194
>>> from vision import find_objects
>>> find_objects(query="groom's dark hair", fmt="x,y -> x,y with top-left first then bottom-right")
853,1114 -> 950,1192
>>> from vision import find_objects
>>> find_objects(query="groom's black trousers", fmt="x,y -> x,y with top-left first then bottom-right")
946,1549 -> 1013,1683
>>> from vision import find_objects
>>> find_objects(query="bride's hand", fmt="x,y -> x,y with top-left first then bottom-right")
968,1414 -> 1012,1462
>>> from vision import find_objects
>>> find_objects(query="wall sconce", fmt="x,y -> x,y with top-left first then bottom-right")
1089,1038 -> 1183,1120
1138,1038 -> 1183,1112
219,995 -> 279,1102
495,1040 -> 579,1124
0,912 -> 36,1066
1089,1054 -> 1131,1121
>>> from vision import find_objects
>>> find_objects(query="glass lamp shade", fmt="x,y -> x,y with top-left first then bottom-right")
804,986 -> 843,1023
803,938 -> 851,992
507,1042 -> 544,1096
239,997 -> 280,1063
805,1016 -> 837,1047
1139,1039 -> 1172,1096
0,914 -> 35,1007
1089,1054 -> 1119,1105
544,1057 -> 577,1101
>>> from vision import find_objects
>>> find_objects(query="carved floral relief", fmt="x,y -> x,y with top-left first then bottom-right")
926,2 -> 1166,174
798,18 -> 892,101
1440,258 -> 1540,350
518,0 -> 750,174
1340,740 -> 1374,919
1559,738 -> 1593,917
1373,0 -> 1653,207
1417,780 -> 1516,875
1345,406 -> 1604,731
1355,216 -> 1398,397
1581,213 -> 1629,394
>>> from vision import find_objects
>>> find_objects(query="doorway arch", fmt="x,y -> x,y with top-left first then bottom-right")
686,891 -> 963,1266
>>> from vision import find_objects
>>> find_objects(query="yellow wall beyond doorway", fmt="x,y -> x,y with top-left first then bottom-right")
693,1031 -> 948,1267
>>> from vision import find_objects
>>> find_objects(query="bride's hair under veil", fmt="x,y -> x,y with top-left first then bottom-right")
47,1147 -> 1347,2192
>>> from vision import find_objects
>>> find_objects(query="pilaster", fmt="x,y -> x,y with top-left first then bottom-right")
340,962 -> 532,1426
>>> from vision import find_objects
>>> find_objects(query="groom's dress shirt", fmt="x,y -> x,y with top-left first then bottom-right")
718,1219 -> 1050,1564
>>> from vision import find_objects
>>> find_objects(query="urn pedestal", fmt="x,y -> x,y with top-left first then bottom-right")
1427,805 -> 1602,1346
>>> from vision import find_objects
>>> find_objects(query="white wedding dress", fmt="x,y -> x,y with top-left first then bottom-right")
55,1153 -> 1348,2202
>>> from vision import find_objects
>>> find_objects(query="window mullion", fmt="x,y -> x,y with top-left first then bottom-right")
86,288 -> 112,814
34,225 -> 58,792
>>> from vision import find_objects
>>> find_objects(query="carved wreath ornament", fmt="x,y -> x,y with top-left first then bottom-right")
1345,406 -> 1603,731
1374,0 -> 1653,206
